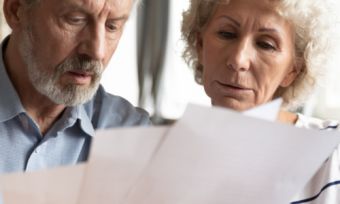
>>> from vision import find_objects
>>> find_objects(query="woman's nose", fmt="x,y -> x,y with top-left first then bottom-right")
226,39 -> 252,72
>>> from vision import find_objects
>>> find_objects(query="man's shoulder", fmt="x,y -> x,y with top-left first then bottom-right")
83,85 -> 151,128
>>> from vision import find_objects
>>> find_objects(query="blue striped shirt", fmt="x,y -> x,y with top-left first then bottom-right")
291,114 -> 340,203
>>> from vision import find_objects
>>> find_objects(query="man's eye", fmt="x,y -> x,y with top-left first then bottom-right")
257,41 -> 277,51
106,22 -> 118,32
66,16 -> 86,25
218,31 -> 237,39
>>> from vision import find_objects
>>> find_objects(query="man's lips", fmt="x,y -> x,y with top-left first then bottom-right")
65,71 -> 93,85
68,70 -> 93,77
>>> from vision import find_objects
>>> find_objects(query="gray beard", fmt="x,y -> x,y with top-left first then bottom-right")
19,27 -> 103,106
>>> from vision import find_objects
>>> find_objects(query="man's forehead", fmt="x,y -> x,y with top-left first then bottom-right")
46,0 -> 133,16
45,0 -> 133,10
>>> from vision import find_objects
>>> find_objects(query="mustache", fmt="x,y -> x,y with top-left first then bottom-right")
57,55 -> 103,76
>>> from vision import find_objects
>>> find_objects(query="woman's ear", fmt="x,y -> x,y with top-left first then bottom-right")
280,59 -> 304,87
3,0 -> 25,31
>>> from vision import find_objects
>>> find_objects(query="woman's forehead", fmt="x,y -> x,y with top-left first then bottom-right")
210,0 -> 285,25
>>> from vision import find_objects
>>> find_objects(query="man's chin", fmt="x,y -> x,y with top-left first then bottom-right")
44,84 -> 99,106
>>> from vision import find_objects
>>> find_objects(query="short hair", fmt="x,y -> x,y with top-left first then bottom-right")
23,0 -> 141,8
181,0 -> 340,110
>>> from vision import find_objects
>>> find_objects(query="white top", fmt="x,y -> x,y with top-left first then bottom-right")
291,114 -> 340,204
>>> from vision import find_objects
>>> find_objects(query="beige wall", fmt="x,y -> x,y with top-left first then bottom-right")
0,0 -> 11,40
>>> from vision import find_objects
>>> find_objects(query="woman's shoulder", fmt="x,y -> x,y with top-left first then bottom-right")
295,113 -> 339,130
292,114 -> 340,203
292,146 -> 340,203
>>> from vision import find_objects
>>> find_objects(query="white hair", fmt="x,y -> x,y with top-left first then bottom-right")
25,0 -> 141,6
181,0 -> 340,110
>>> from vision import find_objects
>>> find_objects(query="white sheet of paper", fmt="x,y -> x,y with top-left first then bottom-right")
243,98 -> 282,121
1,103 -> 339,204
121,105 -> 340,204
0,164 -> 85,204
77,127 -> 169,204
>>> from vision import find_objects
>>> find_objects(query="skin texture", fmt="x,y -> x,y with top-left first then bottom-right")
197,0 -> 301,112
3,0 -> 133,134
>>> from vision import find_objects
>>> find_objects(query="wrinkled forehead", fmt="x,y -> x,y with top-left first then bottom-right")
40,0 -> 136,3
206,0 -> 285,25
216,0 -> 283,16
62,0 -> 133,9
215,0 -> 280,5
214,0 -> 281,10
46,0 -> 134,18
37,0 -> 134,11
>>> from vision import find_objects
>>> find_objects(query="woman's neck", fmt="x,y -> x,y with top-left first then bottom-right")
277,110 -> 298,125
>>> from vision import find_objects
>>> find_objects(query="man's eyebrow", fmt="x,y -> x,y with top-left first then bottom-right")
60,2 -> 129,21
109,15 -> 129,21
218,15 -> 240,27
59,1 -> 85,12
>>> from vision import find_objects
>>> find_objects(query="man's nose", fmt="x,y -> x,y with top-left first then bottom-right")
226,39 -> 252,72
79,25 -> 106,61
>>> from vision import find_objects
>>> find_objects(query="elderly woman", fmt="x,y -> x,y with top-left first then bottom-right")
182,0 -> 340,203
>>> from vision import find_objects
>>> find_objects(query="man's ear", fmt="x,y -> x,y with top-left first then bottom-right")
3,0 -> 25,31
280,59 -> 304,87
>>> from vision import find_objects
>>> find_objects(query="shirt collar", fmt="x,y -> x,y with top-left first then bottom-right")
0,36 -> 26,123
45,105 -> 94,138
0,36 -> 95,137
74,105 -> 95,137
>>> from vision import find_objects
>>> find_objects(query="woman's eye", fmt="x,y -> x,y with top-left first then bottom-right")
257,41 -> 276,51
218,31 -> 237,39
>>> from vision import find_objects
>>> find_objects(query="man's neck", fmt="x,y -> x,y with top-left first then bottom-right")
4,36 -> 66,136
25,102 -> 66,135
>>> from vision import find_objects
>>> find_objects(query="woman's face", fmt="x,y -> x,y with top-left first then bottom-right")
198,0 -> 300,111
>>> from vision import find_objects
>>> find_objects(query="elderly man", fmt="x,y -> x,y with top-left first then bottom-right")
0,0 -> 150,173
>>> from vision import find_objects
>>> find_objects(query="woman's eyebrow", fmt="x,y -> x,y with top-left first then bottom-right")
218,15 -> 240,27
258,27 -> 279,33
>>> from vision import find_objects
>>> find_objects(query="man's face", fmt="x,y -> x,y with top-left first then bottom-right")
18,0 -> 133,106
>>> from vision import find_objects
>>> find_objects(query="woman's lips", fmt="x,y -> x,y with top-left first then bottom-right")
215,81 -> 253,96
